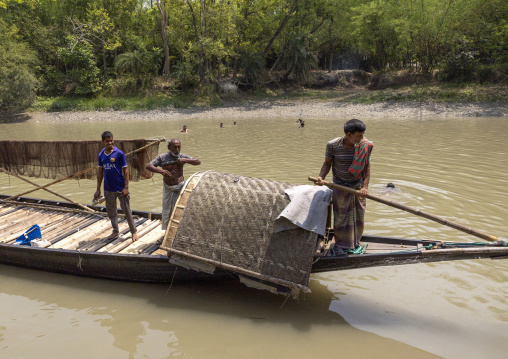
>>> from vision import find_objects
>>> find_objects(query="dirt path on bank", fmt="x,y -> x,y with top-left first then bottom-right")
1,100 -> 507,123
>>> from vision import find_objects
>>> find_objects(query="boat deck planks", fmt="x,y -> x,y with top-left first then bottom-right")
0,202 -> 163,255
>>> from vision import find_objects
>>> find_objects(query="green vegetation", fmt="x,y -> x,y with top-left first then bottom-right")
25,82 -> 506,112
0,0 -> 507,110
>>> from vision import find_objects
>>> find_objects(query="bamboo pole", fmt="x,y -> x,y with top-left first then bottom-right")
0,168 -> 95,212
0,199 -> 135,218
308,176 -> 504,243
2,138 -> 165,201
97,219 -> 150,252
46,217 -> 104,248
53,220 -> 110,249
119,221 -> 163,254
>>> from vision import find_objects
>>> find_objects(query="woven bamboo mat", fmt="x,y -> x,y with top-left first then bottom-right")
164,171 -> 317,290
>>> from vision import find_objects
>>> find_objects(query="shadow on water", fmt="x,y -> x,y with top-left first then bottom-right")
0,264 -> 340,327
0,263 -> 454,333
0,111 -> 32,124
0,264 -> 445,358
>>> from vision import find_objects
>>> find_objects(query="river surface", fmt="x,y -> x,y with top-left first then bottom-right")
0,115 -> 507,359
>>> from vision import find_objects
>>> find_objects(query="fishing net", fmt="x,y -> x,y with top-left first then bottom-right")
0,139 -> 160,181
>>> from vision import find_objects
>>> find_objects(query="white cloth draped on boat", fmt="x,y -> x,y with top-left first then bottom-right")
274,185 -> 332,236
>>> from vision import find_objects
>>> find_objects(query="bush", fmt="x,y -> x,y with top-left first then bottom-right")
440,51 -> 478,81
240,52 -> 266,85
0,19 -> 39,109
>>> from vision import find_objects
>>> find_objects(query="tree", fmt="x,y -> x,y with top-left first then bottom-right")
0,18 -> 39,109
114,48 -> 158,86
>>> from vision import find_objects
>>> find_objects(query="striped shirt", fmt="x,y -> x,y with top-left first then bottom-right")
325,137 -> 361,187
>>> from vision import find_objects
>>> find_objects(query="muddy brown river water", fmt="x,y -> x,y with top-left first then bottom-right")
0,115 -> 507,358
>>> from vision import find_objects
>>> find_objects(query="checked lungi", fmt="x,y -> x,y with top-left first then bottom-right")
332,185 -> 366,250
161,182 -> 184,230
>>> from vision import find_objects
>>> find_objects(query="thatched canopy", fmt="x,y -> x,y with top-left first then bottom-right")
162,171 -> 318,293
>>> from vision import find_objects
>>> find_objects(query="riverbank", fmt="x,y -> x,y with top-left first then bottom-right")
1,99 -> 507,123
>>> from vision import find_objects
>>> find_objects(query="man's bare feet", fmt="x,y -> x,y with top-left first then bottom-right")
132,232 -> 139,242
106,232 -> 119,240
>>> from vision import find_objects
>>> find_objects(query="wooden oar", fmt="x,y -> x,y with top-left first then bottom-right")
308,176 -> 504,243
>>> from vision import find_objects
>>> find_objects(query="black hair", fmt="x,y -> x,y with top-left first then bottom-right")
387,183 -> 395,188
344,119 -> 366,134
101,131 -> 113,140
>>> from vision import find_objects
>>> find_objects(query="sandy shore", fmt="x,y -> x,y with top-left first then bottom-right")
2,100 -> 507,123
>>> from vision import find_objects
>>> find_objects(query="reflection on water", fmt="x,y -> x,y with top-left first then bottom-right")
0,116 -> 507,358
0,264 -> 439,359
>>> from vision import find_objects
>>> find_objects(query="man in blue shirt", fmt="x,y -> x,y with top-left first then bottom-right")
94,131 -> 138,241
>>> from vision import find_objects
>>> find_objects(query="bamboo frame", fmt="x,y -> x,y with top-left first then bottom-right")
1,138 -> 166,201
0,168 -> 95,212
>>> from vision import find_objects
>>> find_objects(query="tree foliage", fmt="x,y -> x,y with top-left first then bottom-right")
0,17 -> 38,108
0,0 -> 505,103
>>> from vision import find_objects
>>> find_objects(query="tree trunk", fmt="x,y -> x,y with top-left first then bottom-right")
328,43 -> 334,73
263,0 -> 299,57
156,0 -> 170,75
186,0 -> 205,80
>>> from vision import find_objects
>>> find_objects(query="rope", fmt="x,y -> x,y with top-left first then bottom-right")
327,239 -> 507,257
345,243 -> 368,255
331,243 -> 368,256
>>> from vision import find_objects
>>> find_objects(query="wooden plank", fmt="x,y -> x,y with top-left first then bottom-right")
97,219 -> 153,252
103,219 -> 158,253
84,218 -> 148,252
0,209 -> 49,235
119,222 -> 164,254
52,219 -> 111,249
2,211 -> 71,243
74,220 -> 130,251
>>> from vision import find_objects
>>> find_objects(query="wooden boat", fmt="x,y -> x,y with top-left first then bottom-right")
2,139 -> 505,295
1,194 -> 506,290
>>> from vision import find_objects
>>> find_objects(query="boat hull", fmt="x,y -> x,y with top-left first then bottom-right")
1,195 -> 507,284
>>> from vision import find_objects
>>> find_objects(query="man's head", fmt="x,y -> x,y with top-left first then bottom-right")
168,138 -> 181,156
101,131 -> 114,151
344,119 -> 366,135
183,125 -> 187,130
344,119 -> 366,145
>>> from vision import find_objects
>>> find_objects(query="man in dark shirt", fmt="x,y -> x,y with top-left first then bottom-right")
146,138 -> 201,230
94,131 -> 138,241
316,119 -> 373,253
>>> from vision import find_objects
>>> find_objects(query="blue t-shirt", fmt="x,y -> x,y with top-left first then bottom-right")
98,147 -> 128,192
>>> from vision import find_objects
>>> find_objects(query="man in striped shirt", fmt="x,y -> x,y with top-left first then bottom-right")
316,119 -> 373,253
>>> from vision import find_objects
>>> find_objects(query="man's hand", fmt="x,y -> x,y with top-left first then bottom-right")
161,169 -> 172,178
121,187 -> 129,197
94,190 -> 101,200
176,158 -> 186,165
359,187 -> 369,197
315,176 -> 325,186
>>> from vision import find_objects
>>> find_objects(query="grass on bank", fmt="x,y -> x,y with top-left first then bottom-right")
28,82 -> 507,112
